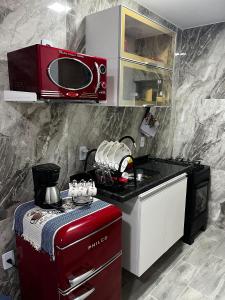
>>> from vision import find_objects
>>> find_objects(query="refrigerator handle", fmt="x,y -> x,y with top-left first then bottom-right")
69,269 -> 96,287
72,288 -> 95,300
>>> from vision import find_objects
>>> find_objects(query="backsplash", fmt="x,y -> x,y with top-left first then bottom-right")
0,0 -> 173,297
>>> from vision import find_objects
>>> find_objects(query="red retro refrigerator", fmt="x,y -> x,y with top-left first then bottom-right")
16,203 -> 122,300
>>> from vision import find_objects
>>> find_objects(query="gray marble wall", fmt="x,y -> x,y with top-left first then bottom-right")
0,0 -> 174,298
171,23 -> 225,226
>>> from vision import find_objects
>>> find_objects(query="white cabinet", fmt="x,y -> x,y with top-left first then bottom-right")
138,189 -> 166,275
86,6 -> 176,107
111,173 -> 187,277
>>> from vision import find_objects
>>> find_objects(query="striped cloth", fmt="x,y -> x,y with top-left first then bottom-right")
13,190 -> 110,259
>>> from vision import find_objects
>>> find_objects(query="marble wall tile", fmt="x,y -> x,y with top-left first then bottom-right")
214,280 -> 225,300
169,23 -> 225,225
0,0 -> 67,61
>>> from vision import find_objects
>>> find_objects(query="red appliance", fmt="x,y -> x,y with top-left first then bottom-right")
16,204 -> 122,300
7,44 -> 107,101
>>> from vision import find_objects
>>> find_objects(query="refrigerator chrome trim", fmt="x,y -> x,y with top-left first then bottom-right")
72,287 -> 95,300
58,251 -> 122,296
56,216 -> 122,251
69,268 -> 96,288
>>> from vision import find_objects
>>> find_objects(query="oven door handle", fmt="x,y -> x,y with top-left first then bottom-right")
69,269 -> 96,288
94,62 -> 100,93
72,288 -> 95,300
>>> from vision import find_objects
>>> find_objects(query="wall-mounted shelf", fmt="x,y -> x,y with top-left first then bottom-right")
0,91 -> 103,104
0,90 -> 38,103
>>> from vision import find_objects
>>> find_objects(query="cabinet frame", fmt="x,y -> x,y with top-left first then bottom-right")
120,6 -> 176,68
119,58 -> 173,106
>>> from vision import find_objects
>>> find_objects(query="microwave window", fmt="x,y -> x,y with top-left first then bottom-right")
48,58 -> 93,90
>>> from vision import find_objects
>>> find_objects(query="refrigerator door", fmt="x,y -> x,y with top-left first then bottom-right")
59,254 -> 121,300
55,205 -> 122,292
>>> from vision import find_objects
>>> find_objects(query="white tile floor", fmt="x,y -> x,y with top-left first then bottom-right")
122,226 -> 225,300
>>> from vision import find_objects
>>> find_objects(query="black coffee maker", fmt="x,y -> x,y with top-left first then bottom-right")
32,163 -> 62,209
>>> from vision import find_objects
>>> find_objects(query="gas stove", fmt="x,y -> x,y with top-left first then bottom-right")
162,157 -> 206,171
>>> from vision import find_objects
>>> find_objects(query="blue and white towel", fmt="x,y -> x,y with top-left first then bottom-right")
13,190 -> 111,260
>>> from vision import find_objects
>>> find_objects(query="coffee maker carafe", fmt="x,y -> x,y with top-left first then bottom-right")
32,163 -> 62,208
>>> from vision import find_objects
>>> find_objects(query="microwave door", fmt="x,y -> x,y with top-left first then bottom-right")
48,58 -> 93,93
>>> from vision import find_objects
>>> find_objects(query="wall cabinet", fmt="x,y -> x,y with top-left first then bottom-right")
86,6 -> 176,107
108,173 -> 187,277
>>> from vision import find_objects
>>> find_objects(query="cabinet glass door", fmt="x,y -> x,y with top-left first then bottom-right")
121,7 -> 176,68
119,60 -> 172,107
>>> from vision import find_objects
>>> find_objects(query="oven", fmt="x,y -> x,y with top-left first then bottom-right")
193,180 -> 209,218
7,44 -> 107,101
183,165 -> 210,244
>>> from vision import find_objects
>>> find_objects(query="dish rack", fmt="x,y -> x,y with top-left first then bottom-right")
70,136 -> 138,189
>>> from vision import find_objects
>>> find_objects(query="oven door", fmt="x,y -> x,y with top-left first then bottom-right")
193,180 -> 209,218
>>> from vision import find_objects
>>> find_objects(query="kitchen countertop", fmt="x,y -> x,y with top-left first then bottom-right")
95,156 -> 192,202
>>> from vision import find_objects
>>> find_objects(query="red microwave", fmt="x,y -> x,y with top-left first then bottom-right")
7,44 -> 107,101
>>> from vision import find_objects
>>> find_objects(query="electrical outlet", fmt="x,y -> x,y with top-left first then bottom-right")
79,146 -> 89,161
140,136 -> 145,148
2,250 -> 15,270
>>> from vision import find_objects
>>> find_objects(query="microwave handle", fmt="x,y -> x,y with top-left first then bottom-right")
94,62 -> 100,93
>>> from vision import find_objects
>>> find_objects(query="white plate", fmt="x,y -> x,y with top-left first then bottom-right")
114,142 -> 131,172
95,140 -> 108,164
101,141 -> 114,167
107,141 -> 121,170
